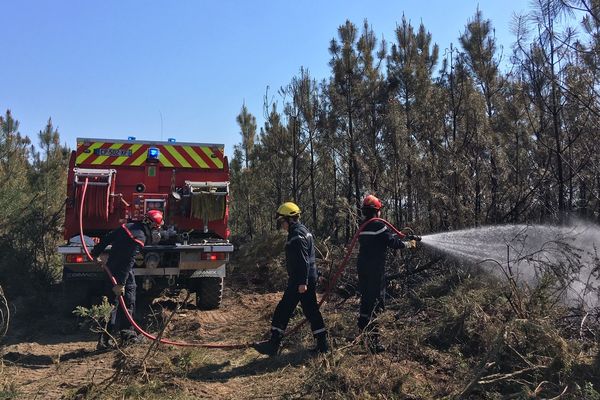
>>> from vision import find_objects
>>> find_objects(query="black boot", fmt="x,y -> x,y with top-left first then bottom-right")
120,329 -> 145,346
267,331 -> 283,355
254,330 -> 282,356
96,332 -> 113,351
312,332 -> 329,354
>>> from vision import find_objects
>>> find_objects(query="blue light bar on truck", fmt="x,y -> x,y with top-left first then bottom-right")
147,147 -> 160,159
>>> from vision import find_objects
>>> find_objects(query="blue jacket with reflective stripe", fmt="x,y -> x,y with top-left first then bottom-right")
357,220 -> 405,274
91,222 -> 149,285
285,221 -> 317,286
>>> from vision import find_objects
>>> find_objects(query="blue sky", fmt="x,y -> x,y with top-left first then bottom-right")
1,1 -> 529,158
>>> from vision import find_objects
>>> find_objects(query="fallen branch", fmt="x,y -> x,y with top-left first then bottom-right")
580,312 -> 589,340
534,381 -> 551,395
478,365 -> 548,385
548,384 -> 569,400
506,343 -> 534,368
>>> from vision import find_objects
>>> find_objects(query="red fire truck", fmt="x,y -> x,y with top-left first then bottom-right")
57,138 -> 233,310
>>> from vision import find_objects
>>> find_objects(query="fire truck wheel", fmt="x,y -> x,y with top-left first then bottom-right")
194,278 -> 223,310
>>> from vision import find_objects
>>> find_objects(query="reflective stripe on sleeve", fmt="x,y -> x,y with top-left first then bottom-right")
358,226 -> 387,236
287,232 -> 312,245
121,224 -> 145,247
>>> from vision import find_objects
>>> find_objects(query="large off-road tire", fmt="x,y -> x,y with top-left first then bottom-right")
194,277 -> 223,310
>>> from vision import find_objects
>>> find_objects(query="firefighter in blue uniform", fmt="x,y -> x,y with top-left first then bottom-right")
357,195 -> 416,353
255,202 -> 328,355
91,209 -> 164,349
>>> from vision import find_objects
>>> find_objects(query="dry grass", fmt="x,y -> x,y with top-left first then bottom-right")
3,235 -> 600,399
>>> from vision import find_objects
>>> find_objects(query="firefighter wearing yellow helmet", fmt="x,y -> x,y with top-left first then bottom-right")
276,201 -> 301,218
255,202 -> 328,355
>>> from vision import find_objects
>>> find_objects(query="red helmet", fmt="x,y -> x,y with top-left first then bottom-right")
362,194 -> 382,210
145,209 -> 164,227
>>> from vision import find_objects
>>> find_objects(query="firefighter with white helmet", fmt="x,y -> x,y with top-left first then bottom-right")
91,209 -> 164,349
357,195 -> 416,353
255,202 -> 328,355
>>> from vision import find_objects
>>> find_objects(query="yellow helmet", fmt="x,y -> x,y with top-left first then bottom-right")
276,202 -> 301,219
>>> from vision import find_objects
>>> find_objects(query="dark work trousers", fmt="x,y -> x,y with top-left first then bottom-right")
105,269 -> 137,334
357,267 -> 386,333
271,278 -> 326,337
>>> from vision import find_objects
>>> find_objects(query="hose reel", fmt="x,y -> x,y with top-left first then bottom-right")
74,168 -> 117,220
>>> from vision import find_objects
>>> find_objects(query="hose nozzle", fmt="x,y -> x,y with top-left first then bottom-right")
406,234 -> 422,242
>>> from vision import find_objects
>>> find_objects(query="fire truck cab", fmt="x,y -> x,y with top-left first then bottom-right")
58,138 -> 233,310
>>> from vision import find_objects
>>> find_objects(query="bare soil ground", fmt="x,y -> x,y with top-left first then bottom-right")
0,281 -> 456,400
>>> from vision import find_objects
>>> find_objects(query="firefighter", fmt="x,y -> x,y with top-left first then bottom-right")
91,209 -> 164,350
357,195 -> 416,353
255,202 -> 328,356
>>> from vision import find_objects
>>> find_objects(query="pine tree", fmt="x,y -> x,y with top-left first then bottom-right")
328,19 -> 365,240
356,20 -> 387,194
236,104 -> 258,238
514,0 -> 574,223
387,15 -> 439,224
0,110 -> 32,235
460,9 -> 506,223
0,111 -> 70,294
237,103 -> 257,169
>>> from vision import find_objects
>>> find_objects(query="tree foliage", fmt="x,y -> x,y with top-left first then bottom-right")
0,111 -> 69,296
230,3 -> 600,241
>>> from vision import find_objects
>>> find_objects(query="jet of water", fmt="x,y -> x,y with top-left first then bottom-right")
420,223 -> 600,308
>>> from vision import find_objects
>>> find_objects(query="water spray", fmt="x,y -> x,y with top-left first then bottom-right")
419,223 -> 600,308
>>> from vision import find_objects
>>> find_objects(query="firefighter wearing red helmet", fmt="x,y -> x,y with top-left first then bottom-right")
91,209 -> 164,350
254,202 -> 328,356
362,194 -> 382,210
144,209 -> 164,229
357,195 -> 416,353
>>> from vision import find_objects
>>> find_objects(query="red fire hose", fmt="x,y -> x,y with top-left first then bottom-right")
78,177 -> 408,348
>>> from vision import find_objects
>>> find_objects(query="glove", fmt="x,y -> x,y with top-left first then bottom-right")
405,240 -> 417,249
112,284 -> 125,297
